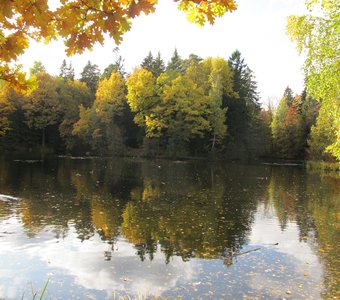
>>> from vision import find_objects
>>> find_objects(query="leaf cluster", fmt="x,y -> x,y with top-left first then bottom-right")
0,0 -> 238,90
287,0 -> 340,160
126,55 -> 235,153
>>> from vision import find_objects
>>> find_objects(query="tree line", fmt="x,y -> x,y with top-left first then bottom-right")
0,49 -> 337,161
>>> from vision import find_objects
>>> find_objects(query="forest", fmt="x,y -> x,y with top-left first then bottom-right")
0,49 -> 336,162
0,0 -> 339,163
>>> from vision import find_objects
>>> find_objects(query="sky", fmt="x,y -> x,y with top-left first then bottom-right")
18,0 -> 308,107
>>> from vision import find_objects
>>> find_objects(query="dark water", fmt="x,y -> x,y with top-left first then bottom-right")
0,157 -> 339,299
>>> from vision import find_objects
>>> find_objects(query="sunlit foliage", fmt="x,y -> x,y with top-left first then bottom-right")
126,55 -> 236,155
0,0 -> 237,90
72,70 -> 126,154
58,79 -> 92,152
271,87 -> 320,159
24,73 -> 61,147
287,0 -> 340,160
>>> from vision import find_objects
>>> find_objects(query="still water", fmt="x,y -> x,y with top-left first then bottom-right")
0,157 -> 338,299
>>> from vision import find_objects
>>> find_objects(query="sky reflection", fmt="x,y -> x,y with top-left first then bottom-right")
0,159 -> 337,299
0,202 -> 324,299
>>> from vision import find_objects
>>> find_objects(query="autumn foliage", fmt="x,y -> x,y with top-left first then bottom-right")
0,49 -> 267,158
0,0 -> 237,90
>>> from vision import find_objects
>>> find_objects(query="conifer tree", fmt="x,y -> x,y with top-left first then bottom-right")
59,59 -> 75,81
167,49 -> 184,73
80,61 -> 100,95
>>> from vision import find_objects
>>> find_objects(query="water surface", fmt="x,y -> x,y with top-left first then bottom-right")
0,157 -> 339,299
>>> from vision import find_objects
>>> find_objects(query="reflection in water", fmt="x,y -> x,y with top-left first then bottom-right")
0,157 -> 338,299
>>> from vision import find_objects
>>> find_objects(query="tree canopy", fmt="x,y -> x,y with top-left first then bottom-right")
287,0 -> 339,102
287,0 -> 340,160
0,48 -> 331,162
0,0 -> 238,90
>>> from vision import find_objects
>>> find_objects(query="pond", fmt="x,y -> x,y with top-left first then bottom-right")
0,157 -> 339,299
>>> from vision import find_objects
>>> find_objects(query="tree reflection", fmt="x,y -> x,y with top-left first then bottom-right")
0,158 -> 265,262
0,157 -> 338,298
121,162 -> 263,263
306,174 -> 339,299
266,166 -> 340,299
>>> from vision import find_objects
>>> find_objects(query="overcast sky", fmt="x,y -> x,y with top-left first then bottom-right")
19,0 -> 307,106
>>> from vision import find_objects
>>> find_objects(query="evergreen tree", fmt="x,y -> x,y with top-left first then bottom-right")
228,50 -> 260,110
182,54 -> 203,71
60,59 -> 67,78
167,48 -> 184,73
153,52 -> 165,77
141,51 -> 165,77
283,86 -> 294,106
102,55 -> 126,79
80,61 -> 100,95
224,50 -> 261,158
301,93 -> 319,134
271,96 -> 289,156
141,51 -> 154,72
59,59 -> 75,81
67,62 -> 75,81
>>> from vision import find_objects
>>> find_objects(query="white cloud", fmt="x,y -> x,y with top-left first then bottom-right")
0,199 -> 326,299
0,224 -> 198,298
249,203 -> 319,263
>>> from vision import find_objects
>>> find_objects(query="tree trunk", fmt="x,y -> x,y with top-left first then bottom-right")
211,133 -> 216,152
42,128 -> 46,149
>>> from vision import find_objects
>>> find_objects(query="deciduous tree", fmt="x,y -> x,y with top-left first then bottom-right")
160,74 -> 211,144
287,0 -> 340,160
201,57 -> 234,150
271,88 -> 306,158
126,68 -> 159,128
24,73 -> 61,148
30,61 -> 46,76
0,0 -> 238,90
0,85 -> 15,136
58,79 -> 92,152
94,71 -> 126,123
73,70 -> 126,154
